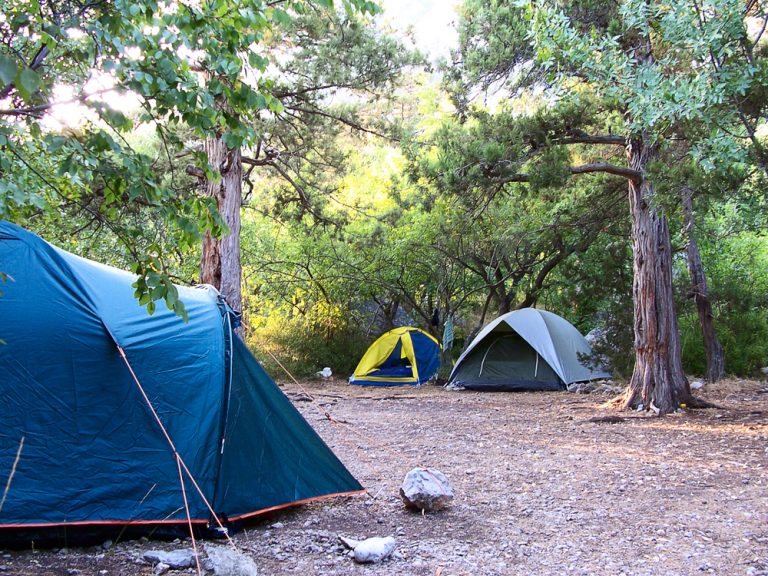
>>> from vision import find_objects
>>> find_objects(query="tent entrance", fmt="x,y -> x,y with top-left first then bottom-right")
362,339 -> 414,380
453,331 -> 563,391
350,327 -> 440,386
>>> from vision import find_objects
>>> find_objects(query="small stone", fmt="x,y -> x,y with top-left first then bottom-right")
102,540 -> 113,551
203,544 -> 258,576
270,522 -> 285,529
141,550 -> 196,569
154,563 -> 170,576
352,536 -> 396,564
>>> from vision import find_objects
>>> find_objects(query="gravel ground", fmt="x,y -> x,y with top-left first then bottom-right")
1,378 -> 767,576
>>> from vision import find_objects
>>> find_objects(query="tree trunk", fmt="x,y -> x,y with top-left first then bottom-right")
200,134 -> 243,315
682,187 -> 725,382
621,137 -> 691,414
382,298 -> 400,331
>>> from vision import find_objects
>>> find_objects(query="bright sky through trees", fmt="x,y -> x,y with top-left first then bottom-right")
378,0 -> 459,60
37,0 -> 459,130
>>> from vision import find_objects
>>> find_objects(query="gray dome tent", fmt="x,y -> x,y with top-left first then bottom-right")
447,308 -> 610,391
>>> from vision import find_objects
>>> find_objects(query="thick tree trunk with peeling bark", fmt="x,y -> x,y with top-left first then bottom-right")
200,134 -> 243,315
620,137 -> 692,414
682,188 -> 725,382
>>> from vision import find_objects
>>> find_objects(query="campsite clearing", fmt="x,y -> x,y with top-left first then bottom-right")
2,378 -> 767,575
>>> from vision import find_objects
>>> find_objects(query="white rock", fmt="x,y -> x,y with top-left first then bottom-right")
691,380 -> 705,390
352,536 -> 396,563
400,467 -> 454,512
760,366 -> 768,375
203,543 -> 259,576
141,550 -> 196,569
316,367 -> 333,379
154,562 -> 170,576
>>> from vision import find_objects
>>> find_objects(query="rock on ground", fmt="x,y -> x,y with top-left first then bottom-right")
141,549 -> 196,569
399,467 -> 454,512
203,543 -> 258,576
352,536 -> 396,564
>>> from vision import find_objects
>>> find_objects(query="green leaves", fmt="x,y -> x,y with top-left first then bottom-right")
1,0 -> 402,321
0,56 -> 18,87
0,57 -> 42,103
132,258 -> 189,322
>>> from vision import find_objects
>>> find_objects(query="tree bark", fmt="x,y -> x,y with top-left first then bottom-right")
682,187 -> 725,382
620,136 -> 691,414
200,134 -> 243,315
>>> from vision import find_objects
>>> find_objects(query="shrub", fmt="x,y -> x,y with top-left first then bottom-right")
246,302 -> 369,380
680,308 -> 768,377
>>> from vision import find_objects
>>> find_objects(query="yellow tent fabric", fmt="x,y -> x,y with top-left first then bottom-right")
351,327 -> 439,385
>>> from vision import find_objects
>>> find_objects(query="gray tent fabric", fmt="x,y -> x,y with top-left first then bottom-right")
447,308 -> 611,391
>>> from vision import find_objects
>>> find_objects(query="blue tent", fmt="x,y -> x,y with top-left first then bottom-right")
349,327 -> 440,386
0,222 -> 363,533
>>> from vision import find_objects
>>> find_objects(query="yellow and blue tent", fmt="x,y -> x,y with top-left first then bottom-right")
349,327 -> 440,386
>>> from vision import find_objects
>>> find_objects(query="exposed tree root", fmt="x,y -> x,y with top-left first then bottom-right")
601,394 -> 630,410
601,393 -> 721,413
681,395 -> 721,410
586,415 -> 625,424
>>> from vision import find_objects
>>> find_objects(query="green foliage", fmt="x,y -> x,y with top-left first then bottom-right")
247,299 -> 369,378
680,310 -> 768,377
539,209 -> 636,378
0,0 -> 384,317
673,191 -> 768,376
584,301 -> 636,379
439,0 -> 768,386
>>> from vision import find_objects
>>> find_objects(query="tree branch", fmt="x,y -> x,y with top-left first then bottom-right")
0,88 -> 112,117
268,160 -> 331,224
284,105 -> 394,140
569,163 -> 642,182
493,162 -> 641,185
557,132 -> 626,146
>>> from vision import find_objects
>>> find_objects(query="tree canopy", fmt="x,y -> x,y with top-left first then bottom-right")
0,0 -> 384,317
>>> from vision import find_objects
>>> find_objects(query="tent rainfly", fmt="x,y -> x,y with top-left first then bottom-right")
447,308 -> 610,391
349,326 -> 440,386
0,221 -> 363,536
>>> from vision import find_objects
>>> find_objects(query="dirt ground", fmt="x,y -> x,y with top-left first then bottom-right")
2,378 -> 767,576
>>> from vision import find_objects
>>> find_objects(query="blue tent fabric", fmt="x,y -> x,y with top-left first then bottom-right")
0,221 -> 363,529
409,330 -> 441,382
